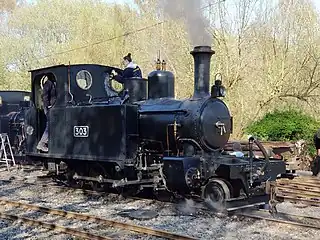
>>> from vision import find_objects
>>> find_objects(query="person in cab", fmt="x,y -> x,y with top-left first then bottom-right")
37,76 -> 56,152
113,53 -> 142,83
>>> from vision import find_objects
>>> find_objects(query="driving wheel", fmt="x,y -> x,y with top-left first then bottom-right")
202,179 -> 231,209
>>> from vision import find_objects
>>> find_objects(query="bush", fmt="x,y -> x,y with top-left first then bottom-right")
244,109 -> 319,155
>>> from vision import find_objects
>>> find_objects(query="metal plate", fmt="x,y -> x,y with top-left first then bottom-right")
73,126 -> 89,137
120,209 -> 159,220
117,209 -> 137,218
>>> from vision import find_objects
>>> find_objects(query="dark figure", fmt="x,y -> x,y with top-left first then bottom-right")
312,129 -> 320,176
229,142 -> 244,158
36,76 -> 56,152
114,53 -> 142,83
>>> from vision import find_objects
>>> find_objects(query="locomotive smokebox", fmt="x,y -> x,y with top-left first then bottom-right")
190,46 -> 215,99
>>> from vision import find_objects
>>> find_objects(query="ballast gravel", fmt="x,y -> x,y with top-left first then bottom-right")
0,165 -> 318,240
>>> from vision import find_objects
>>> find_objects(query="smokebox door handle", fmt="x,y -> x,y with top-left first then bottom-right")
215,121 -> 226,135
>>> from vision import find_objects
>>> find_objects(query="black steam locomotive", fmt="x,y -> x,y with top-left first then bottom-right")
6,46 -> 286,205
0,90 -> 30,157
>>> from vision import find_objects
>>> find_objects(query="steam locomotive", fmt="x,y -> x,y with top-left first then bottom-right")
5,46 -> 287,205
0,90 -> 30,157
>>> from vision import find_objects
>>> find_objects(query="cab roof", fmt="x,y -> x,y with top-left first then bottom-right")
28,64 -> 122,73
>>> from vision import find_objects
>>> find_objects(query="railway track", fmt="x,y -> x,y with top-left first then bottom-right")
2,177 -> 270,214
1,167 -> 320,238
236,209 -> 320,230
2,194 -> 318,240
2,165 -> 319,211
2,166 -> 320,228
0,198 -> 197,240
0,168 -> 269,214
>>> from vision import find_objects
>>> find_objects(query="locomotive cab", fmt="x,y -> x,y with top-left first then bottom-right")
26,64 -> 136,159
26,67 -> 61,155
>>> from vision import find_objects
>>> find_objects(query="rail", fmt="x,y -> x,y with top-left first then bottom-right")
237,209 -> 320,230
0,212 -> 111,240
1,172 -> 320,236
0,198 -> 197,240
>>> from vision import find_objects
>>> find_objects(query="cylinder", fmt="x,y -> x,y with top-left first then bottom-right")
148,70 -> 175,99
190,46 -> 215,99
123,78 -> 147,103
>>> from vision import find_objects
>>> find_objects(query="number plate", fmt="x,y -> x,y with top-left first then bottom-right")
73,126 -> 89,137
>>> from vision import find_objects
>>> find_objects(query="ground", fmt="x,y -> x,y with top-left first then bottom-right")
0,165 -> 318,240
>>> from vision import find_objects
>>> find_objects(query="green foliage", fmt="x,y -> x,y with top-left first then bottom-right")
245,109 -> 319,141
245,109 -> 319,156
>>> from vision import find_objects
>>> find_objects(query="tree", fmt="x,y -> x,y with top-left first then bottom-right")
1,0 -> 320,139
0,0 -> 16,11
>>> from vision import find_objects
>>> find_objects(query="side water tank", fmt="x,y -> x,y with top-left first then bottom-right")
148,60 -> 175,99
123,77 -> 148,103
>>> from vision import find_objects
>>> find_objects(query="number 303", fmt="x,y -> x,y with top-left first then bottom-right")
74,126 -> 89,137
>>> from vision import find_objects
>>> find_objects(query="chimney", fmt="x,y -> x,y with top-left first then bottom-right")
190,46 -> 215,98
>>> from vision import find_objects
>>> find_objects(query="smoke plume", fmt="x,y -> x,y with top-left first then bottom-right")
176,198 -> 198,215
176,198 -> 227,216
158,0 -> 212,46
